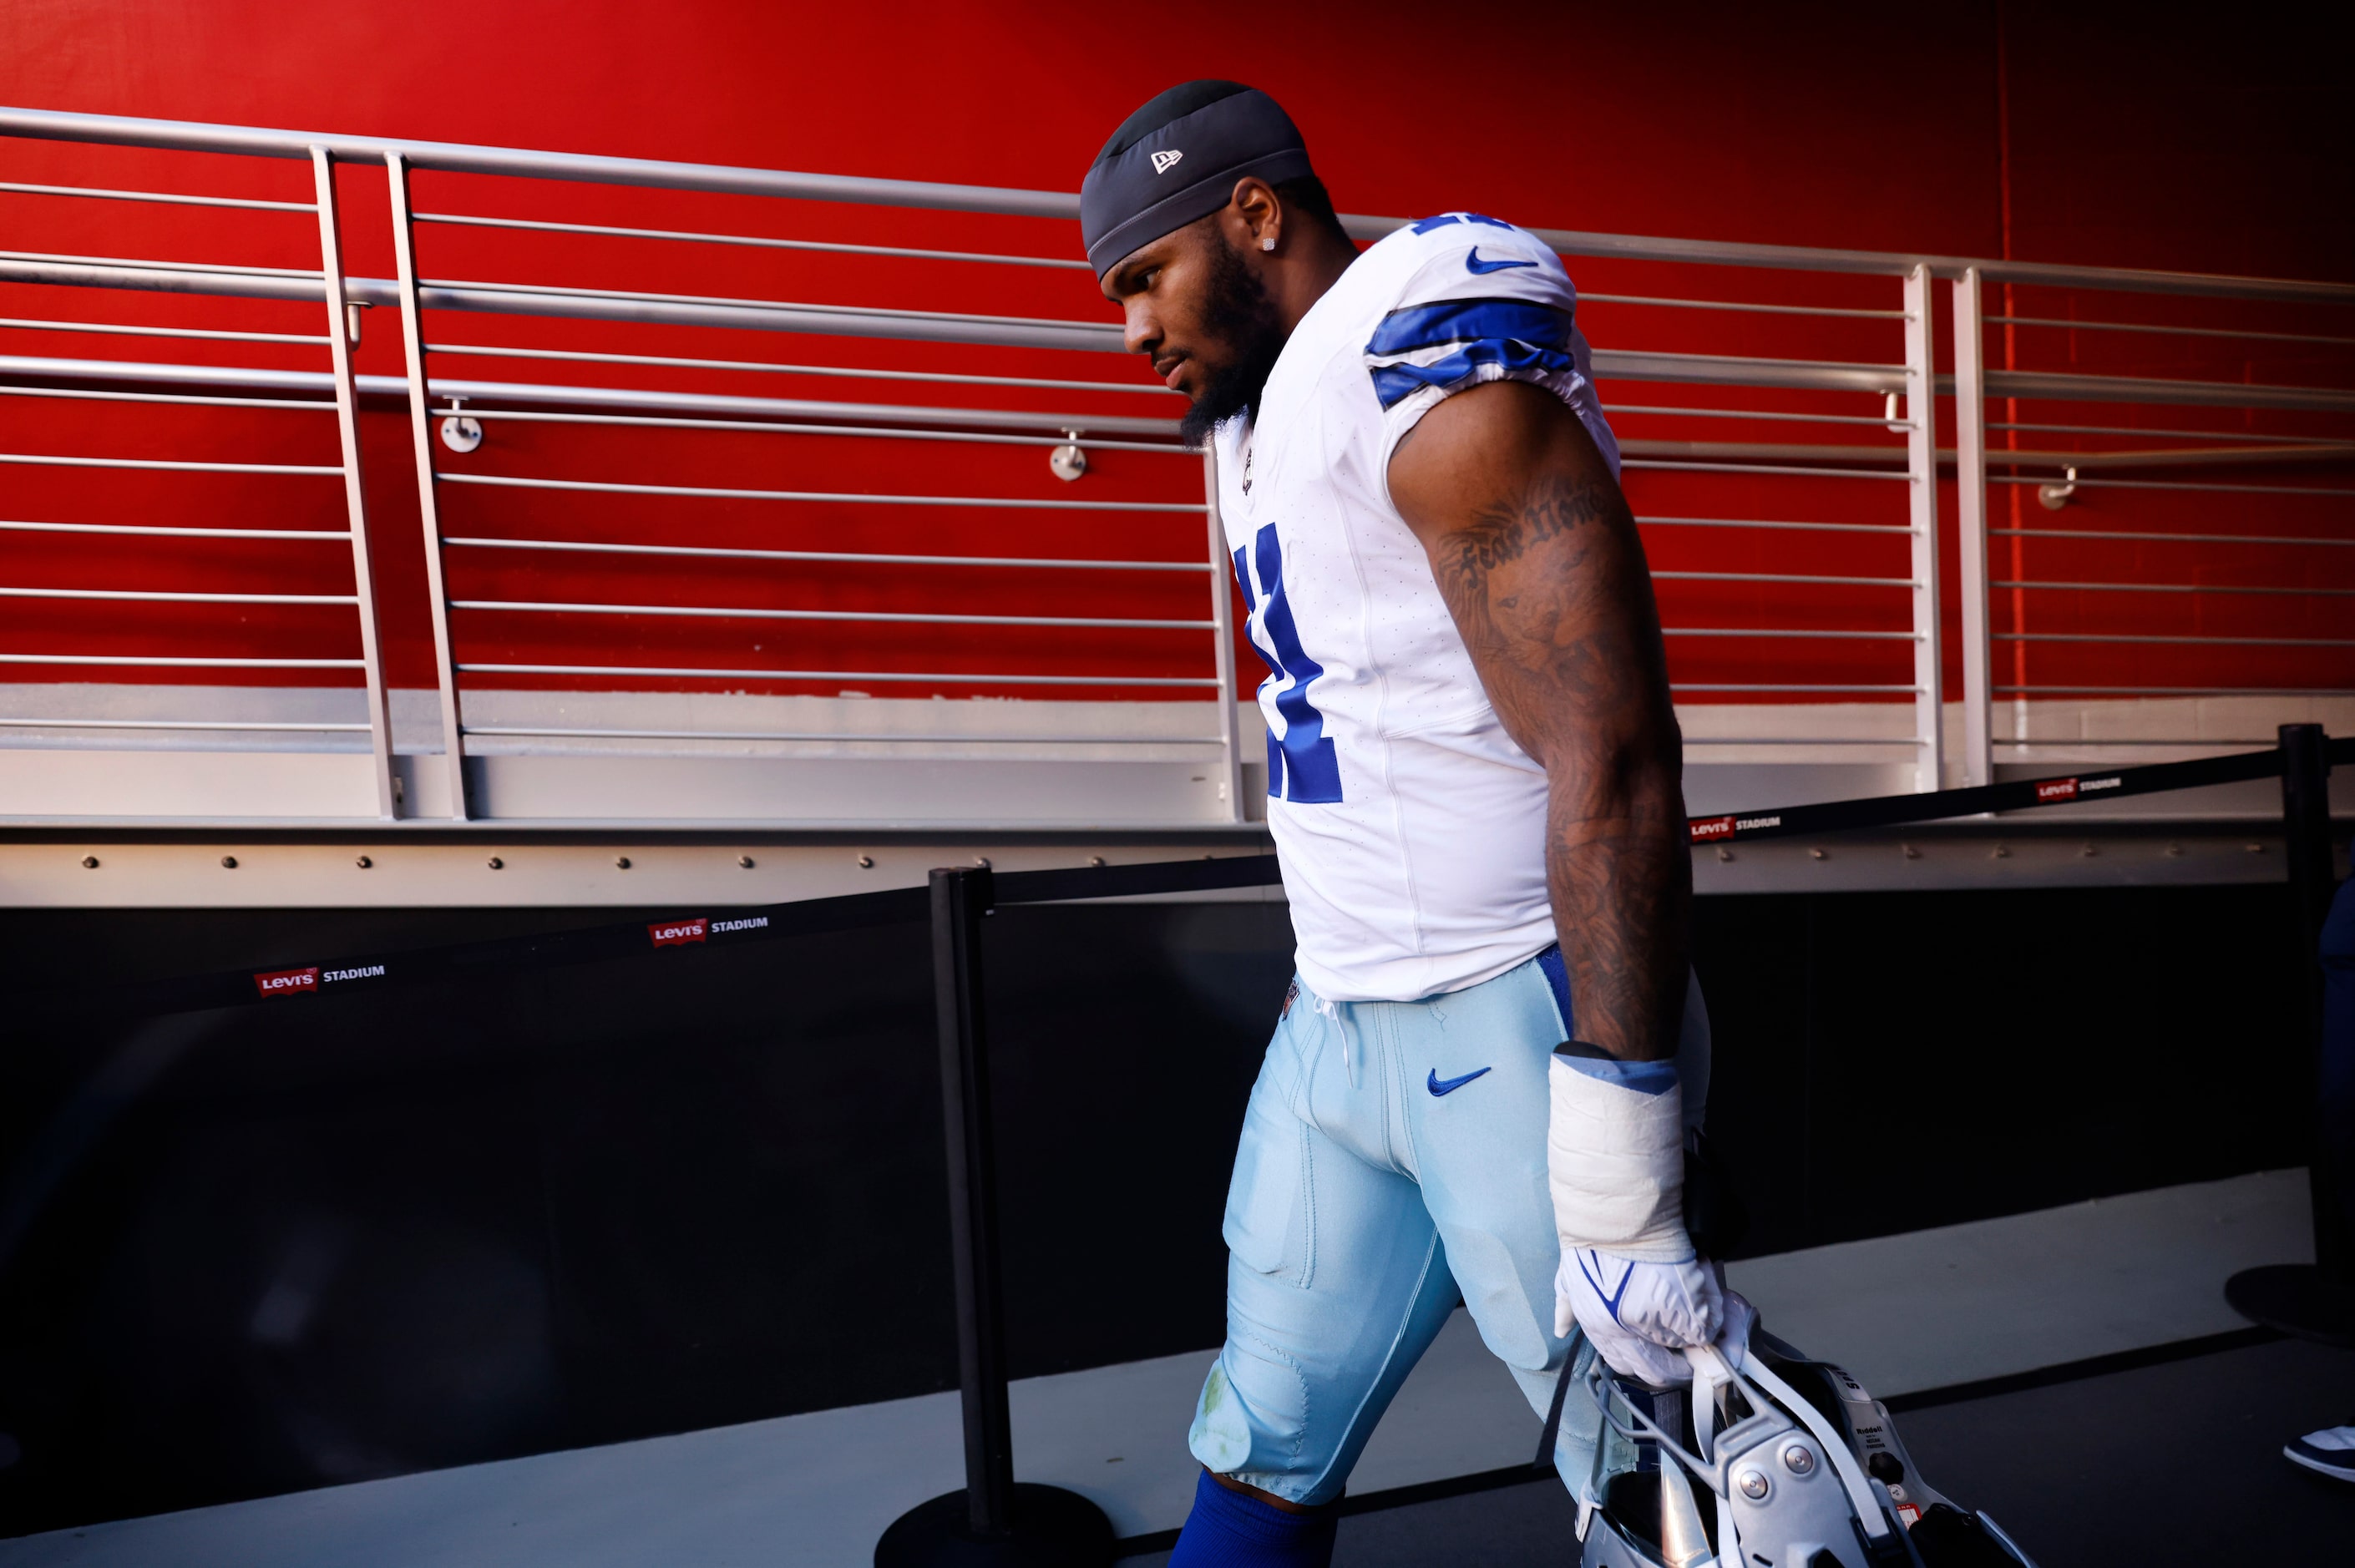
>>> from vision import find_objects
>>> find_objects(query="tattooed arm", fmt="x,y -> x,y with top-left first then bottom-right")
1387,380 -> 1689,1062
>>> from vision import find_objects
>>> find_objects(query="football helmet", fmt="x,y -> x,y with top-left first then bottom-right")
1576,1316 -> 2037,1568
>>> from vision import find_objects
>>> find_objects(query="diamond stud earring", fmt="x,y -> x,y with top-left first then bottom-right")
1260,236 -> 1275,251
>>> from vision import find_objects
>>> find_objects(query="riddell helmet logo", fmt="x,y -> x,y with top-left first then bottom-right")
253,965 -> 321,998
648,917 -> 708,948
1151,149 -> 1184,174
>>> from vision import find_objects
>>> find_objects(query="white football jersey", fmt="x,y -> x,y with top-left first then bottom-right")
1218,213 -> 1620,1003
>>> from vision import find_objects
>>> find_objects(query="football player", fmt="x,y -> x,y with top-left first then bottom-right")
1083,83 -> 1721,1564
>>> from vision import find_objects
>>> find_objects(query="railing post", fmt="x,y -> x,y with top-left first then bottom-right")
384,149 -> 470,820
1902,264 -> 1946,793
876,867 -> 1113,1566
310,146 -> 397,821
1203,447 -> 1244,824
2226,723 -> 2354,1343
1950,267 -> 1994,789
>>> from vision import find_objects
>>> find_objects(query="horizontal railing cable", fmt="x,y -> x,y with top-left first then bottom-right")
1995,631 -> 2355,647
1577,292 -> 1909,320
413,210 -> 1091,270
1988,419 -> 2350,445
424,341 -> 1175,396
0,519 -> 351,541
1987,314 -> 2355,347
0,179 -> 315,212
434,472 -> 1206,510
0,316 -> 332,345
453,661 -> 1220,687
434,407 -> 1193,454
0,584 -> 357,605
0,652 -> 364,668
0,716 -> 368,731
1610,403 -> 1917,428
0,383 -> 337,411
1993,579 -> 2355,598
0,452 -> 343,475
1987,473 -> 2355,498
1989,527 -> 2355,548
1637,515 -> 1918,535
443,536 -> 1209,572
461,726 -> 1224,746
447,597 -> 1213,630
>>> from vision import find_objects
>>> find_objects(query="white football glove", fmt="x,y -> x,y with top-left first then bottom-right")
1556,1247 -> 1722,1385
1547,1043 -> 1723,1384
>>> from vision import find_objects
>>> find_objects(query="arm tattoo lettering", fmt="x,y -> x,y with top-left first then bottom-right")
1430,470 -> 1690,1062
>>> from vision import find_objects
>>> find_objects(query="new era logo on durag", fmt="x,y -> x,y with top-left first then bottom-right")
1151,149 -> 1183,174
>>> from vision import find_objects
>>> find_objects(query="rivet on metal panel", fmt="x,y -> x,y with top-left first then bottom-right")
355,855 -> 372,868
1715,846 -> 1733,862
220,855 -> 237,869
1902,844 -> 1922,859
973,856 -> 991,869
1088,855 -> 1107,867
1993,845 -> 2011,858
2080,843 -> 2098,857
741,854 -> 757,868
615,856 -> 631,869
1809,847 -> 1827,861
2165,843 -> 2185,857
854,855 -> 873,868
80,855 -> 99,869
487,856 -> 504,869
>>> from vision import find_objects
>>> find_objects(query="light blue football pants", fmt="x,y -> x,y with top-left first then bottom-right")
1187,949 -> 1709,1506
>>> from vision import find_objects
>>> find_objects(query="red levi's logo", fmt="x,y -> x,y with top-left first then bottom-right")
2034,776 -> 2079,802
253,965 -> 321,999
1689,816 -> 1739,842
648,917 -> 708,948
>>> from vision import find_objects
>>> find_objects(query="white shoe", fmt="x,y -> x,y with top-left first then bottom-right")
2285,1424 -> 2355,1483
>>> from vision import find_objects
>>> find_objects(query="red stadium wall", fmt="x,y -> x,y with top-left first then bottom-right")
2,1 -> 2348,703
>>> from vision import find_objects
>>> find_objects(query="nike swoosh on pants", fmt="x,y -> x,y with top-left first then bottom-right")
1426,1066 -> 1493,1096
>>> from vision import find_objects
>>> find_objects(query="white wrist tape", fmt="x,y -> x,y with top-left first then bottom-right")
1546,1049 -> 1691,1262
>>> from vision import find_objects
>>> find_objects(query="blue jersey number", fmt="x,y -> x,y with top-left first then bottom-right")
1233,523 -> 1343,804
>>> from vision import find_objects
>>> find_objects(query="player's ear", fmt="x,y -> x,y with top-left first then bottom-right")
1228,178 -> 1282,255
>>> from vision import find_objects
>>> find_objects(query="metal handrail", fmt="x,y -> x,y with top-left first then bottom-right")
11,104 -> 2351,303
5,104 -> 2349,827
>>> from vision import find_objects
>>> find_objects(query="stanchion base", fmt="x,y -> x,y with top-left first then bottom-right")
874,1484 -> 1116,1568
2226,1264 -> 2355,1347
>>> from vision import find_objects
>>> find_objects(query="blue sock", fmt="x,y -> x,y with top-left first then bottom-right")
1167,1469 -> 1339,1567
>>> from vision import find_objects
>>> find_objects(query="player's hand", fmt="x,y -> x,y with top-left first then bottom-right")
1556,1246 -> 1722,1386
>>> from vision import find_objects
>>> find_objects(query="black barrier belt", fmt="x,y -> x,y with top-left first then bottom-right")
27,736 -> 2346,1024
1686,733 -> 2350,846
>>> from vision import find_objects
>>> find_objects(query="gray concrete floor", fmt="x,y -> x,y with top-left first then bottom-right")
1116,1334 -> 2355,1567
0,1171 -> 2317,1566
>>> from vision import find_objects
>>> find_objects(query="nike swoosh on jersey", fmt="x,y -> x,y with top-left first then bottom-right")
1464,247 -> 1537,275
1426,1065 -> 1493,1097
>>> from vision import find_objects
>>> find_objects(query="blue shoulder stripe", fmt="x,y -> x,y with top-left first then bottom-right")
1366,296 -> 1568,358
1369,340 -> 1576,410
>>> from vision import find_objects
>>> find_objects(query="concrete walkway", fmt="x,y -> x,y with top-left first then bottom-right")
0,1169 -> 2310,1566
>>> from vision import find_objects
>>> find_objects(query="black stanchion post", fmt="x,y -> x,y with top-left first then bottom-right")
2226,724 -> 2355,1344
874,867 -> 1114,1567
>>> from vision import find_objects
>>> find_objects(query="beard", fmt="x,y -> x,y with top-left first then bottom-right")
1177,234 -> 1290,448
